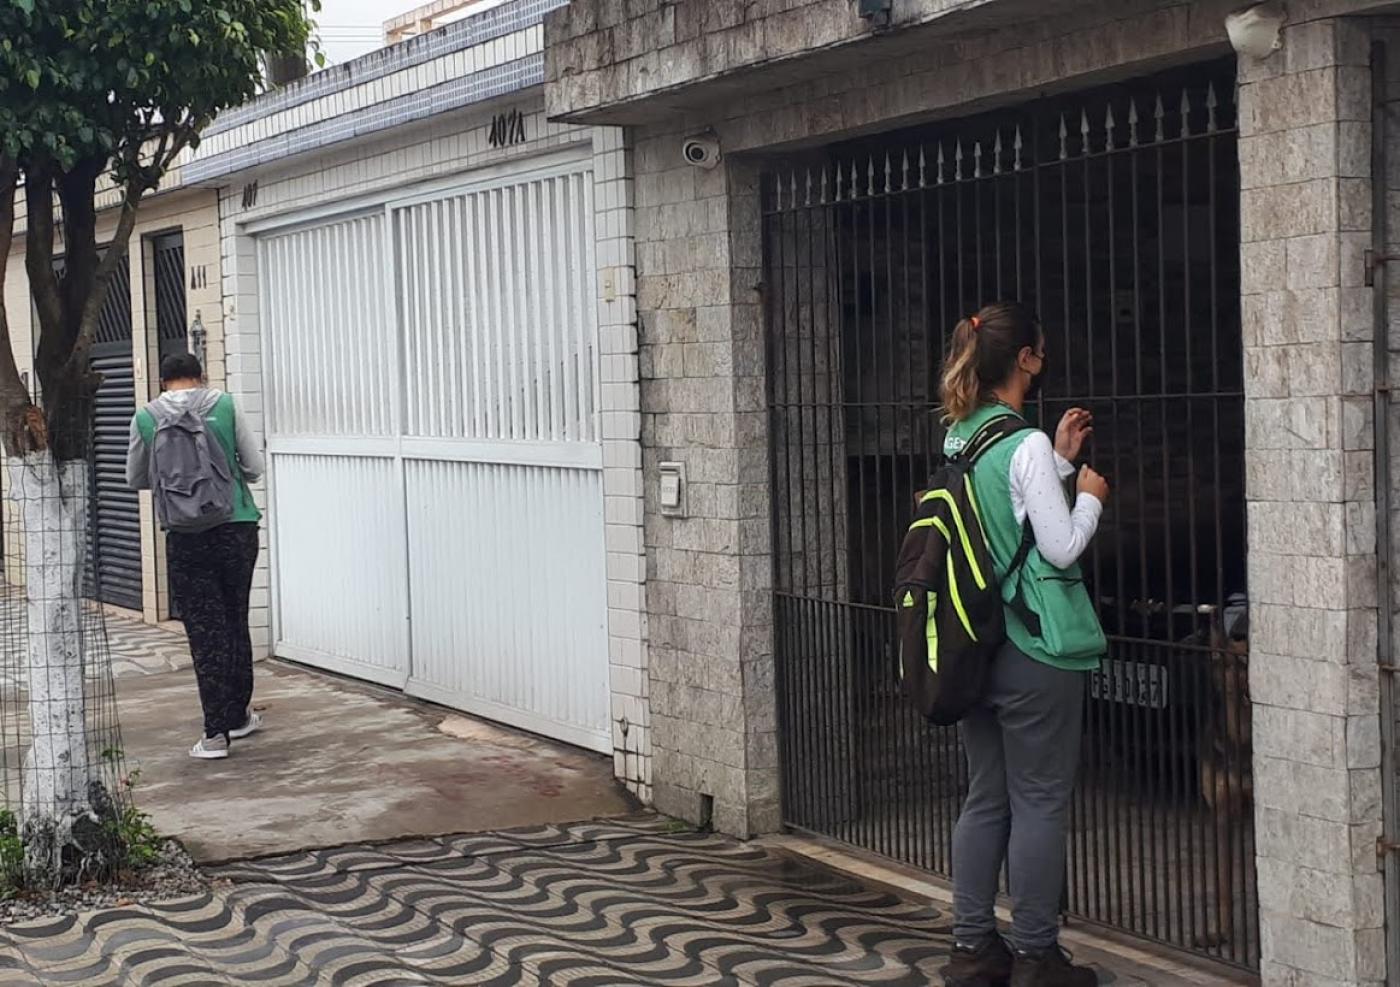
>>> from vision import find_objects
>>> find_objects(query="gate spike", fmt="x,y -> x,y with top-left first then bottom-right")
1080,109 -> 1091,156
775,174 -> 783,212
1058,114 -> 1068,160
1154,93 -> 1165,143
820,167 -> 829,204
851,160 -> 859,198
936,143 -> 946,184
955,140 -> 964,181
973,140 -> 982,179
902,150 -> 910,191
919,146 -> 927,187
805,169 -> 813,207
1206,82 -> 1219,132
993,132 -> 1003,175
1105,104 -> 1116,151
1180,88 -> 1193,137
790,171 -> 798,208
867,157 -> 876,197
884,153 -> 893,194
1128,98 -> 1140,147
835,164 -> 844,202
1014,126 -> 1023,171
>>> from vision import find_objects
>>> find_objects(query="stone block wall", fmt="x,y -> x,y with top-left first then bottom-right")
635,146 -> 780,836
1238,16 -> 1386,986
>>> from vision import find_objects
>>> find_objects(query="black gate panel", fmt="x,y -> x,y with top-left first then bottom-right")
153,233 -> 188,361
765,60 -> 1256,969
89,260 -> 142,611
151,232 -> 187,619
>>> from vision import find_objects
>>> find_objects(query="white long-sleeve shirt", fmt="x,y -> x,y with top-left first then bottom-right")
1008,430 -> 1102,570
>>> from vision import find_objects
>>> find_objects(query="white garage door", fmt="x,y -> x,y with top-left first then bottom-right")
257,160 -> 610,752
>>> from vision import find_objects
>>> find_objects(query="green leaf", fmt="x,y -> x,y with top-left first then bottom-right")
12,0 -> 34,14
23,68 -> 38,89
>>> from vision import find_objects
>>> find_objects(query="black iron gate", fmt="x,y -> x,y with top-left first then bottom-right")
87,259 -> 142,611
151,232 -> 188,620
765,60 -> 1256,970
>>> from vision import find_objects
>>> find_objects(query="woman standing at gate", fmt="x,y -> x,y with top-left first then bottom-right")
939,302 -> 1109,987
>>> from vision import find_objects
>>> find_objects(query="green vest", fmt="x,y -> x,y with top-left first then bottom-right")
944,404 -> 1104,672
136,393 -> 262,524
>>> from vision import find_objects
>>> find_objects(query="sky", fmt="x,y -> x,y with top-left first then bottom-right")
315,0 -> 411,66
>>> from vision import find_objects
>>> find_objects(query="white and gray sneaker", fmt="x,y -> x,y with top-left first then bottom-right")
190,735 -> 230,760
230,712 -> 263,740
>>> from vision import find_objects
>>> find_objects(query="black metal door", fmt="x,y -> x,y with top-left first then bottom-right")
152,233 -> 188,362
764,60 -> 1255,969
88,260 -> 142,610
151,232 -> 187,620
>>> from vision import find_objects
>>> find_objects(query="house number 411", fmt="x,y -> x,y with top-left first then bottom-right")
488,109 -> 526,148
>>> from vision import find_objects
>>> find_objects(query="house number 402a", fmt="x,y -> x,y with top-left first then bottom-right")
488,110 -> 526,148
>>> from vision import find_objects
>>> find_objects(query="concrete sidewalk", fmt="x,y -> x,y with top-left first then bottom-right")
116,661 -> 633,861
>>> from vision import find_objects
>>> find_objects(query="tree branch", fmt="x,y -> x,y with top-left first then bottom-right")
65,176 -> 146,376
23,162 -> 62,350
0,158 -> 37,455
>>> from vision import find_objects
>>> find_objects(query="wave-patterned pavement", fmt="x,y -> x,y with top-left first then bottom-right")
0,815 -> 954,985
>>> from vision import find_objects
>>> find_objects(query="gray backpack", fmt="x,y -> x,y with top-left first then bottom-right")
147,401 -> 236,533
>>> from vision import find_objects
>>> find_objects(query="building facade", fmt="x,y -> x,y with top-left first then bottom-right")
545,0 -> 1400,983
184,0 -> 652,799
1,178 -> 225,626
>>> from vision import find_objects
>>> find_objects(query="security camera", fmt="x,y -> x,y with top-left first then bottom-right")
1226,2 -> 1284,59
681,133 -> 721,170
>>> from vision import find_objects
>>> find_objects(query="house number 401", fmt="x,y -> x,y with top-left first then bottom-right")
488,109 -> 526,148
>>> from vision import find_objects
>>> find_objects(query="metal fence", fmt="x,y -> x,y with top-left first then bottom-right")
764,59 -> 1256,970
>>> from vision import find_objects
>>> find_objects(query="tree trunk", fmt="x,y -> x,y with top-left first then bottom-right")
7,451 -> 95,883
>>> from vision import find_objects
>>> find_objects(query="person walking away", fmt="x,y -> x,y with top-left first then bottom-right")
938,303 -> 1110,987
126,353 -> 266,760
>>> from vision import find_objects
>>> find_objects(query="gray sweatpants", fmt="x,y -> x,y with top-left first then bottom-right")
952,640 -> 1087,951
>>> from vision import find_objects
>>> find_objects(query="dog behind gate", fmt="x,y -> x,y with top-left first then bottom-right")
1197,596 -> 1251,949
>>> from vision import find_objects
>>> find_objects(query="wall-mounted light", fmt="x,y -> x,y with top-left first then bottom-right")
855,0 -> 893,30
189,310 -> 207,368
1226,2 -> 1284,60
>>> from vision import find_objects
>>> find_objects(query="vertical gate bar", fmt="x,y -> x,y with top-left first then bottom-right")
884,161 -> 906,862
790,189 -> 812,830
850,170 -> 871,847
1181,99 -> 1209,951
798,193 -> 821,837
955,149 -> 967,315
804,185 -> 828,837
1060,117 -> 1073,407
1033,116 -> 1044,317
900,165 -> 928,869
1014,128 -> 1025,300
872,159 -> 892,858
994,136 -> 1004,299
1129,116 -> 1157,942
974,142 -> 986,297
1159,104 -> 1188,951
1081,106 -> 1105,926
833,175 -> 855,849
1104,111 -> 1126,932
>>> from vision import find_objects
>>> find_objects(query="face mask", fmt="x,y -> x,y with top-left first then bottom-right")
1024,350 -> 1045,400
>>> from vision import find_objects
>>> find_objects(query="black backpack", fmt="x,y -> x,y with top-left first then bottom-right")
893,414 -> 1035,724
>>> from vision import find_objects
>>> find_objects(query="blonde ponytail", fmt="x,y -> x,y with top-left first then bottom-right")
939,318 -> 982,422
937,302 -> 1042,423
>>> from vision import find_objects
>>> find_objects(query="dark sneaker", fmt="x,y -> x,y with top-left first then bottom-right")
1010,944 -> 1097,987
943,936 -> 1013,987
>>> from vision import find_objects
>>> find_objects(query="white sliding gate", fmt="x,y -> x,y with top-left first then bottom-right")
257,158 -> 611,752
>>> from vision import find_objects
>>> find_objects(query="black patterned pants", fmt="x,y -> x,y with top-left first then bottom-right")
167,522 -> 261,739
